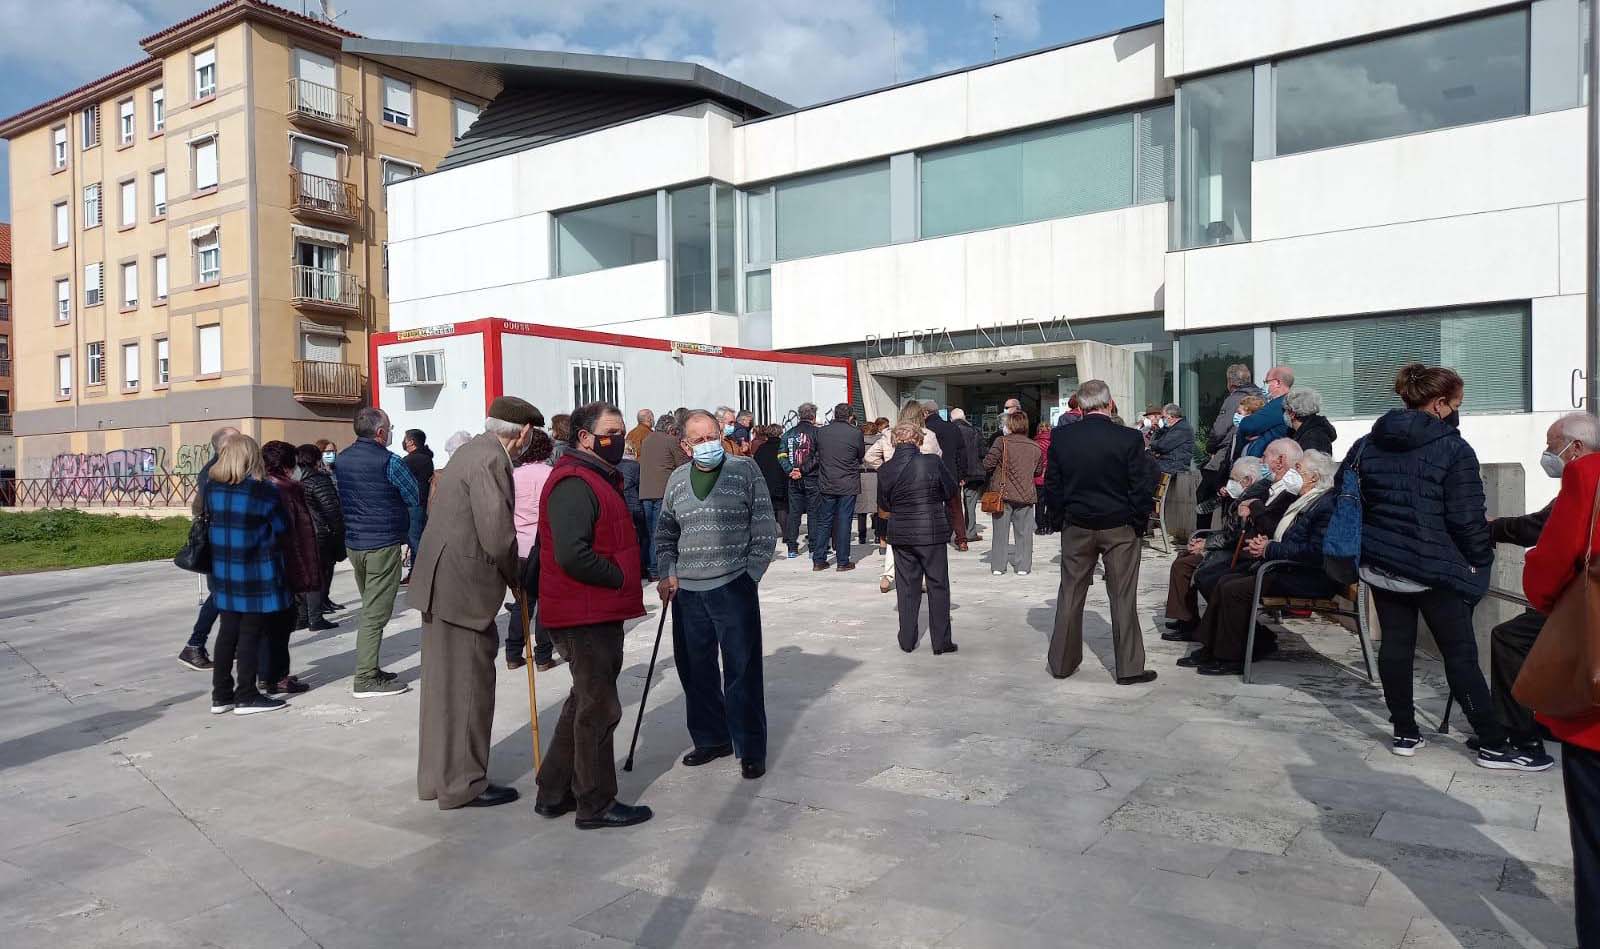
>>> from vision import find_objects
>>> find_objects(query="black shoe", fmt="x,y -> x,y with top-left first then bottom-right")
576,802 -> 654,829
275,676 -> 310,695
233,696 -> 288,715
463,785 -> 519,808
1176,649 -> 1213,668
933,643 -> 959,655
307,619 -> 337,631
323,600 -> 346,611
1196,661 -> 1243,677
812,563 -> 831,572
534,796 -> 576,819
178,647 -> 213,671
741,760 -> 766,780
1116,671 -> 1159,685
258,679 -> 280,695
1476,743 -> 1556,772
1161,627 -> 1195,642
682,744 -> 734,767
836,562 -> 857,572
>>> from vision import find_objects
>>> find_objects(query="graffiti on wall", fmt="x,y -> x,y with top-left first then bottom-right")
41,444 -> 212,501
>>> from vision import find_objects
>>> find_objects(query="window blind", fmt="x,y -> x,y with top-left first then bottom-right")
199,325 -> 222,375
1135,105 -> 1175,205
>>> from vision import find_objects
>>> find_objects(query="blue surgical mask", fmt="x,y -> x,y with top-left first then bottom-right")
723,424 -> 735,436
692,440 -> 726,468
938,409 -> 949,421
1232,413 -> 1244,426
322,451 -> 336,465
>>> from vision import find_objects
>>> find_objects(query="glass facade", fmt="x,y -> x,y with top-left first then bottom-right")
1272,304 -> 1530,416
1177,328 -> 1256,433
555,193 -> 658,277
1274,10 -> 1529,156
775,161 -> 891,260
715,184 -> 736,312
669,184 -> 712,313
1176,68 -> 1253,249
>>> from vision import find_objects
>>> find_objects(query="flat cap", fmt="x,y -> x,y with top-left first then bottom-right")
488,396 -> 540,426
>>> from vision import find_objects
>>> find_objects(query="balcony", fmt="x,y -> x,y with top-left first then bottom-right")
290,170 -> 358,225
286,78 -> 358,135
291,265 -> 362,315
0,303 -> 9,320
0,415 -> 10,435
0,357 -> 10,378
293,360 -> 363,405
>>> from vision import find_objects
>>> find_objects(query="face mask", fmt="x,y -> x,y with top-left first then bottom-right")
1232,413 -> 1245,426
724,424 -> 736,436
1541,441 -> 1574,479
1283,413 -> 1294,429
1280,468 -> 1305,495
1443,410 -> 1461,429
322,451 -> 336,466
1224,480 -> 1244,499
1158,418 -> 1170,429
938,409 -> 949,421
692,440 -> 726,468
591,433 -> 626,466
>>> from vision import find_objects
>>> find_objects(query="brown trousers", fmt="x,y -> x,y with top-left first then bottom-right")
1166,551 -> 1205,622
417,615 -> 498,809
946,493 -> 968,547
1048,525 -> 1146,679
535,622 -> 625,820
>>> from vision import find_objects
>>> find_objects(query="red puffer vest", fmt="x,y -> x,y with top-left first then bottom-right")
536,454 -> 645,629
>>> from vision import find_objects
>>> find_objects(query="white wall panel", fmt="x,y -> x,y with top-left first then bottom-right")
388,212 -> 550,306
792,74 -> 971,174
1048,205 -> 1169,317
1252,110 -> 1586,241
391,285 -> 523,332
1531,294 -> 1588,413
512,106 -> 716,212
966,24 -> 1168,138
590,313 -> 744,347
519,260 -> 669,330
1559,199 -> 1587,295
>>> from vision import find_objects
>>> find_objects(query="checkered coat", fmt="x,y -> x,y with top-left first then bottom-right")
205,477 -> 291,614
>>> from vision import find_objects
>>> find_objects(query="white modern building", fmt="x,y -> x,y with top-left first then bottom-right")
370,0 -> 1591,508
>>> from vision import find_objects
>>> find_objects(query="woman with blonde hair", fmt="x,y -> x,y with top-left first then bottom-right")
204,434 -> 293,716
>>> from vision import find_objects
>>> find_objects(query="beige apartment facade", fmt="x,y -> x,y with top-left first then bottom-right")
0,0 -> 484,485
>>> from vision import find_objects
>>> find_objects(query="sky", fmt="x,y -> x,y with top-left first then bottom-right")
0,0 -> 1165,220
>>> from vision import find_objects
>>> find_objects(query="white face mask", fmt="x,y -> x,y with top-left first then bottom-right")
1280,468 -> 1305,495
1541,441 -> 1574,479
1232,412 -> 1245,426
1224,480 -> 1245,499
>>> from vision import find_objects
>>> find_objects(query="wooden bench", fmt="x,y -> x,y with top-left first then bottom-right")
1242,561 -> 1377,684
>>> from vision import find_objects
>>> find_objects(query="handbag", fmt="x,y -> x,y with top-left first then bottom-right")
1322,441 -> 1365,587
980,437 -> 1007,516
1512,479 -> 1600,719
174,493 -> 212,574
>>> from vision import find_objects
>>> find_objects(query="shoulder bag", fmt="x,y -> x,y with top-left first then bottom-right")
980,438 -> 1007,516
174,480 -> 212,574
1322,440 -> 1365,587
1512,478 -> 1600,718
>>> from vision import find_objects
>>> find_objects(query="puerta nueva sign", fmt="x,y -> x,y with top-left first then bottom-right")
863,316 -> 1078,358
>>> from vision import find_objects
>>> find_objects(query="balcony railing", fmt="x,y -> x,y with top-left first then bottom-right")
0,303 -> 9,320
286,78 -> 358,134
289,170 -> 358,224
0,415 -> 11,435
293,360 -> 363,404
291,265 -> 362,314
2,473 -> 199,509
0,358 -> 11,378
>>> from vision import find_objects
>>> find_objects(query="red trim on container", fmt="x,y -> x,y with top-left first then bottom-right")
482,323 -> 504,415
367,330 -> 381,408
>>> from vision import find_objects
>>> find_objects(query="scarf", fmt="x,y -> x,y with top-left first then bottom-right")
1273,481 -> 1333,542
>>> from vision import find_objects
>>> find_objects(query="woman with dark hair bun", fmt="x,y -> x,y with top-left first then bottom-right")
258,440 -> 323,695
1351,363 -> 1539,770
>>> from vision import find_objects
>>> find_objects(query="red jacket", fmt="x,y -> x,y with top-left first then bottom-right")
536,456 -> 645,629
1523,451 -> 1600,751
1033,430 -> 1051,487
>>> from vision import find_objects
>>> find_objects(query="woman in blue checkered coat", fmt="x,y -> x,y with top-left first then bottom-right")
205,434 -> 292,716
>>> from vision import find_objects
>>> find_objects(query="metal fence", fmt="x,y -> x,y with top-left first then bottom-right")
2,474 -> 199,509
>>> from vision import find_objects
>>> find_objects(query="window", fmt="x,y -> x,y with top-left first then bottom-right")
381,157 -> 421,185
197,324 -> 222,376
670,184 -> 713,313
122,342 -> 139,389
744,271 -> 772,312
55,278 -> 70,321
51,126 -> 67,170
84,263 -> 104,307
555,193 -> 658,277
293,137 -> 340,185
151,169 -> 166,217
83,183 -> 102,228
775,161 -> 891,260
56,354 -> 72,397
302,331 -> 343,363
119,180 -> 136,227
150,85 -> 165,133
53,202 -> 69,245
715,184 -> 736,313
118,99 -> 135,145
452,99 -> 480,139
745,187 -> 774,265
156,338 -> 170,385
1178,328 -> 1256,430
1274,10 -> 1529,157
81,105 -> 100,148
381,76 -> 413,127
196,236 -> 220,284
194,48 -> 217,99
1176,68 -> 1253,249
0,334 -> 8,359
121,261 -> 138,308
1273,304 -> 1530,416
153,254 -> 169,301
86,341 -> 104,385
739,376 -> 775,425
192,137 -> 218,191
571,360 -> 622,406
292,49 -> 338,118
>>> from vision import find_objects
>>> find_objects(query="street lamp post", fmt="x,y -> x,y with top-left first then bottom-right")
1588,0 -> 1599,410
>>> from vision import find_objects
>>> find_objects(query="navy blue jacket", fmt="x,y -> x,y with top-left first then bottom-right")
1354,409 -> 1492,599
337,438 -> 413,551
1236,394 -> 1288,458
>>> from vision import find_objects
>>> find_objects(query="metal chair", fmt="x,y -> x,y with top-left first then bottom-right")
1242,562 -> 1377,684
1436,585 -> 1531,734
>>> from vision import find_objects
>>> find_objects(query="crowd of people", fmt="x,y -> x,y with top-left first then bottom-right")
168,364 -> 1600,941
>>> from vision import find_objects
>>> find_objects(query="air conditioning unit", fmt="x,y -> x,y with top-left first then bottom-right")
384,350 -> 444,387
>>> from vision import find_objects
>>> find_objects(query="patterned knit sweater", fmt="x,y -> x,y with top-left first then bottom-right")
654,456 -> 778,591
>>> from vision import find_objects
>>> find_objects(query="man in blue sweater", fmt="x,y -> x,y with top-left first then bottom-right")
1234,365 -> 1295,458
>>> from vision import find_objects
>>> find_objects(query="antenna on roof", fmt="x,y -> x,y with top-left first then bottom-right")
992,12 -> 1003,60
317,0 -> 346,23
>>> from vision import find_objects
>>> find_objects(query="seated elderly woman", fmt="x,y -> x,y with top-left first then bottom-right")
1179,450 -> 1342,676
1162,455 -> 1271,641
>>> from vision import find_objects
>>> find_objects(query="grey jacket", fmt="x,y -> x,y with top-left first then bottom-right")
1205,384 -> 1263,471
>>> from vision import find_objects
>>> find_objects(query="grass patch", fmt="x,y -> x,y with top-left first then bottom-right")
0,509 -> 192,573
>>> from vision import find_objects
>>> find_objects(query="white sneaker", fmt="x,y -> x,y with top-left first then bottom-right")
992,570 -> 1005,576
210,703 -> 235,715
1391,736 -> 1426,757
1016,571 -> 1030,577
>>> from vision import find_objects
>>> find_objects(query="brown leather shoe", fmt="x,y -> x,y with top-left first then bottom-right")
506,654 -> 526,671
536,657 -> 565,672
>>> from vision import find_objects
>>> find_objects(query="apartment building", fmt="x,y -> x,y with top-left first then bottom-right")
0,222 -> 12,472
0,0 -> 487,482
387,0 -> 1591,511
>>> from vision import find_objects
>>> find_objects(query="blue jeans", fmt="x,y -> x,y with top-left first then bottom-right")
407,507 -> 427,563
670,573 -> 766,764
811,493 -> 857,567
188,592 -> 219,649
784,478 -> 819,552
641,499 -> 662,576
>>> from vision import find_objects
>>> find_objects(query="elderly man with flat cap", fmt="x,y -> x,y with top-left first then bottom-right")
413,396 -> 538,809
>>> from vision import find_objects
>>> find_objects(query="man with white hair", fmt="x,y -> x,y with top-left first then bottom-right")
627,408 -> 655,459
1485,411 -> 1600,771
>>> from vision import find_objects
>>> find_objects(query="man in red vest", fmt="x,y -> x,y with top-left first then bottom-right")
532,401 -> 654,829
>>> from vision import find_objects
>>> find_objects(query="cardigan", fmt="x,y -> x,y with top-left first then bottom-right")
654,456 -> 777,591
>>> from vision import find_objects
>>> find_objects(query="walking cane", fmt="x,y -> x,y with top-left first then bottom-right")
519,593 -> 541,772
622,605 -> 670,772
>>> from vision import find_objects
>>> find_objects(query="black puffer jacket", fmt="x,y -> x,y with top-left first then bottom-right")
1355,409 -> 1492,599
877,450 -> 956,546
1293,414 -> 1338,454
300,470 -> 346,564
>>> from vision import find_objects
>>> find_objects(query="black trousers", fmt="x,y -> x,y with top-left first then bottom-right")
214,611 -> 265,705
255,607 -> 295,685
671,573 -> 767,763
893,543 -> 952,652
1371,587 -> 1505,745
1564,742 -> 1600,948
1194,567 -> 1337,662
1490,609 -> 1546,747
535,622 -> 625,820
784,478 -> 819,551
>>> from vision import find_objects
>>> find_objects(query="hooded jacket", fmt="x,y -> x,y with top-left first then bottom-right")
1292,414 -> 1338,455
1355,409 -> 1492,599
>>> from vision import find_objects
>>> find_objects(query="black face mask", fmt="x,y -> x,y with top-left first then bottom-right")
1443,410 -> 1461,429
591,433 -> 626,465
